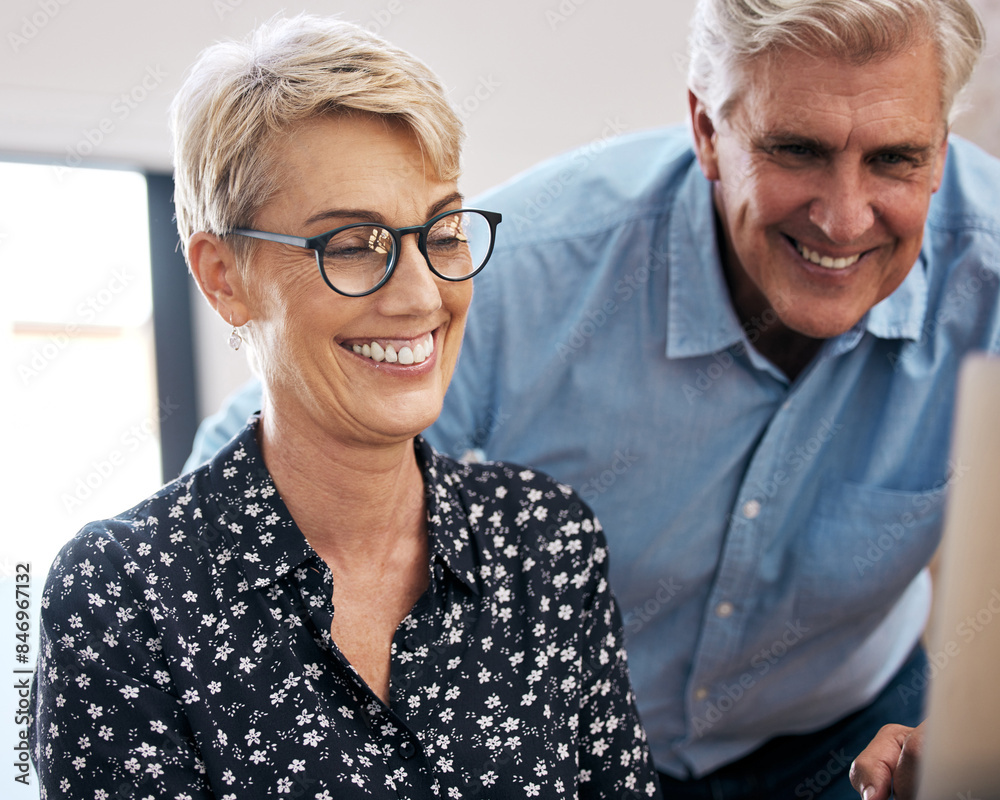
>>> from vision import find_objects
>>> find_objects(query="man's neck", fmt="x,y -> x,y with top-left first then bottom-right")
749,323 -> 824,382
716,221 -> 824,382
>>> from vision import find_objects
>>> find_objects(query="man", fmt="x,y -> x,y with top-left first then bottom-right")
186,1 -> 999,797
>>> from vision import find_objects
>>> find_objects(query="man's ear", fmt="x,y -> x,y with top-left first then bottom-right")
689,90 -> 721,182
930,132 -> 949,194
187,232 -> 250,326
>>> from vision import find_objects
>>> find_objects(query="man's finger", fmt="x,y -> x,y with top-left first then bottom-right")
849,724 -> 914,800
891,723 -> 926,800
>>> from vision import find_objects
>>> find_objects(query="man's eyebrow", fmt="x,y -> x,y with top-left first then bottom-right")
754,132 -> 830,153
869,142 -> 937,159
302,191 -> 465,229
755,132 -> 936,159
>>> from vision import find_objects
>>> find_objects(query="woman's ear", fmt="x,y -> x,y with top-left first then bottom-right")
689,90 -> 721,182
187,232 -> 250,326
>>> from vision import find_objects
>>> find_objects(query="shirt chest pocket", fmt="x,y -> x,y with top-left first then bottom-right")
793,480 -> 948,629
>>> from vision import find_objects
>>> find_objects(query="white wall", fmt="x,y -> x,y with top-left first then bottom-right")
5,0 -> 999,417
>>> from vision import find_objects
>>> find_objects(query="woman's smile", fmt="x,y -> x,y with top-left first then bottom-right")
342,329 -> 436,365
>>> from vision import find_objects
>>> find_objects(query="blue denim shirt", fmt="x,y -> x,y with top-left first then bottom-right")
185,127 -> 1000,778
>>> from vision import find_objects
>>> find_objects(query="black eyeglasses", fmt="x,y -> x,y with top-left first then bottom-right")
230,208 -> 502,297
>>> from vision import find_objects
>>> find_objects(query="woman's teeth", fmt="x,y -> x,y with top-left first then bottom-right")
796,242 -> 862,270
351,333 -> 434,364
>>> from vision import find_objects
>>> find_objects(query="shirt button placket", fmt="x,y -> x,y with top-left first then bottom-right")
398,740 -> 417,760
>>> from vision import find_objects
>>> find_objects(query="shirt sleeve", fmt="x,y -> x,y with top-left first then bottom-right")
183,378 -> 263,473
576,519 -> 663,800
30,527 -> 215,800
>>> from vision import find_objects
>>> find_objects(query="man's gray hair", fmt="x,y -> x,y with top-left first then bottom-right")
688,0 -> 985,124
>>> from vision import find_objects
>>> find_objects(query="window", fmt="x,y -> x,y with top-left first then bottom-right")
4,162 -> 161,577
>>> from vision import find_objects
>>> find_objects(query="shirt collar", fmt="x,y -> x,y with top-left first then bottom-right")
204,418 -> 480,595
415,436 -> 483,596
665,165 -> 747,359
665,162 -> 931,359
205,418 -> 318,590
864,252 -> 928,342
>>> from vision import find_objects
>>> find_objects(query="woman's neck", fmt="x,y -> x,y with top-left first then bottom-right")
257,404 -> 428,574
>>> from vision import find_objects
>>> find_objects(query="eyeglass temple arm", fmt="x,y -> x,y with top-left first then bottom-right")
231,228 -> 312,249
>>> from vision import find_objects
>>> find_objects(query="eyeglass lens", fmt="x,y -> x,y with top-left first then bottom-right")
320,210 -> 492,295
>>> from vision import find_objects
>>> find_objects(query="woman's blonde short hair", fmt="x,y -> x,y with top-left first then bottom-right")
688,0 -> 985,124
170,14 -> 463,263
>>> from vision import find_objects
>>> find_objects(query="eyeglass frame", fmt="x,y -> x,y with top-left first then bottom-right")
229,207 -> 502,298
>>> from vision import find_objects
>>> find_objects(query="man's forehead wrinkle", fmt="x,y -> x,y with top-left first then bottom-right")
740,77 -> 940,150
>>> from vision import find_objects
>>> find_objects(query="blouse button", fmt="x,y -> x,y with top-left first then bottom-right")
398,740 -> 417,759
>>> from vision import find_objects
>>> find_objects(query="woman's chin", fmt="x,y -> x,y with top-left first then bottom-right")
355,400 -> 443,444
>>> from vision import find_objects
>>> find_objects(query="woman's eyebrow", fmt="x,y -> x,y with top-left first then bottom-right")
302,207 -> 386,228
302,191 -> 465,229
427,191 -> 465,218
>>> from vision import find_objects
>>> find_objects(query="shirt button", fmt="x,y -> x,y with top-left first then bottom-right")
742,500 -> 761,519
716,601 -> 735,618
398,740 -> 416,760
695,687 -> 709,701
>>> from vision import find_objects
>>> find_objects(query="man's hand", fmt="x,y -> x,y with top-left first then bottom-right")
849,721 -> 926,800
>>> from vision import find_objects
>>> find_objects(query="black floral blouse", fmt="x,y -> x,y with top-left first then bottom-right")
30,419 -> 661,799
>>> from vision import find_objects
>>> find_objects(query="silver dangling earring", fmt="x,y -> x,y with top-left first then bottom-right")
228,314 -> 243,351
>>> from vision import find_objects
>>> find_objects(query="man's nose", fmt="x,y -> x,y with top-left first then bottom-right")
808,165 -> 877,245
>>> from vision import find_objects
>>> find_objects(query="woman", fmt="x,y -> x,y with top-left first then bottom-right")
29,15 -> 661,799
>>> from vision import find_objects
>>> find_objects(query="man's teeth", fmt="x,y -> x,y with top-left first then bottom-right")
796,242 -> 861,270
352,334 -> 434,364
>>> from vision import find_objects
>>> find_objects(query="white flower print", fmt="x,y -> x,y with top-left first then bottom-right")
29,426 -> 657,800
